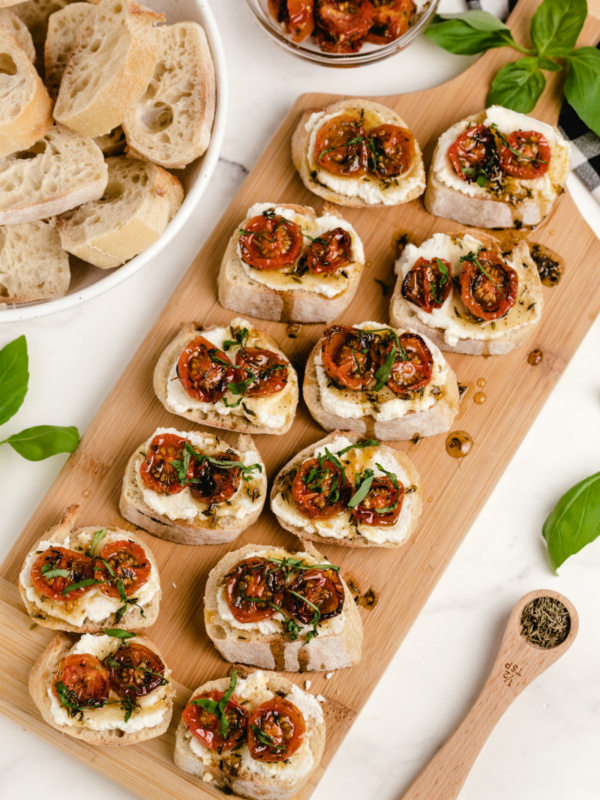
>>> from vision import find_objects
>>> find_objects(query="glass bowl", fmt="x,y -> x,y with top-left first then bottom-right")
246,0 -> 440,67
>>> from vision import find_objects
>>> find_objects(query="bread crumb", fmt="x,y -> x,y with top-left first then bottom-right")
316,694 -> 326,703
325,672 -> 334,680
203,773 -> 213,783
304,679 -> 311,690
172,582 -> 177,589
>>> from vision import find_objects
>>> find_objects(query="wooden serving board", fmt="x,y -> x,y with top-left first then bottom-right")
1,1 -> 599,798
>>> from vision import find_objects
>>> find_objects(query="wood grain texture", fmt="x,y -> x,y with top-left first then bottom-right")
0,1 -> 599,798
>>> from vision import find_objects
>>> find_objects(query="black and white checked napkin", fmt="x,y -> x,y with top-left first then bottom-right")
461,0 -> 600,202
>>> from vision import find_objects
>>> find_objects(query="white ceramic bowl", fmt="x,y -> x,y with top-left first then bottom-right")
0,0 -> 227,324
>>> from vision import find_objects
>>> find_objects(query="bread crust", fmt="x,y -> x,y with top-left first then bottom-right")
291,98 -> 425,209
154,322 -> 299,436
218,202 -> 365,323
270,430 -> 422,548
303,336 -> 459,441
29,631 -> 174,745
119,431 -> 267,545
174,672 -> 325,800
18,505 -> 161,632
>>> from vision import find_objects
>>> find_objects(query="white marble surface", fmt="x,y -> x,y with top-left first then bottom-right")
1,1 -> 600,798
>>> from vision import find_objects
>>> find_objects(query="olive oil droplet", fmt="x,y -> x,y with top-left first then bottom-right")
446,431 -> 473,458
476,377 -> 486,388
286,323 -> 302,339
528,349 -> 543,366
474,392 -> 486,404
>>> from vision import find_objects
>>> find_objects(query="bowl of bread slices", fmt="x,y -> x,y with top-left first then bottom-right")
0,0 -> 226,322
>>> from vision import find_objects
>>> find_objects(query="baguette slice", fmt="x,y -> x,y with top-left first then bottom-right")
424,106 -> 570,229
175,670 -> 325,800
154,319 -> 299,436
18,504 -> 161,632
54,0 -> 164,137
218,201 -> 366,323
0,27 -> 52,158
271,431 -> 423,548
390,231 -> 544,355
0,219 -> 70,303
119,427 -> 267,545
303,322 -> 460,440
292,98 -> 425,209
44,2 -> 91,99
94,125 -> 126,156
204,542 -> 363,671
0,8 -> 36,61
56,156 -> 183,268
13,0 -> 71,63
30,631 -> 174,745
123,21 -> 216,169
0,124 -> 107,225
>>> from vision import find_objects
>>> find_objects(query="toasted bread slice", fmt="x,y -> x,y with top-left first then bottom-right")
303,321 -> 459,440
54,0 -> 163,137
119,427 -> 267,545
123,21 -> 215,169
0,219 -> 70,304
424,106 -> 570,229
154,319 -> 299,436
29,631 -> 174,745
0,27 -> 52,158
292,98 -> 425,209
175,670 -> 325,800
18,505 -> 161,632
0,124 -> 107,225
0,8 -> 36,60
44,2 -> 91,99
218,201 -> 366,323
204,542 -> 363,670
390,231 -> 544,355
271,431 -> 423,548
56,156 -> 183,268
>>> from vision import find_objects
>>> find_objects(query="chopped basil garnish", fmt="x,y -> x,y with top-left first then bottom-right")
54,680 -> 81,711
103,628 -> 137,639
251,723 -> 286,750
223,327 -> 249,351
61,577 -> 103,596
490,124 -> 547,164
348,469 -> 376,509
191,670 -> 238,737
87,528 -> 107,557
41,565 -> 70,579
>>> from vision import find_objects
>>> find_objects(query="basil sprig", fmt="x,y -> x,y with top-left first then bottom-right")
191,670 -> 238,737
424,0 -> 600,132
542,471 -> 600,571
0,335 -> 79,461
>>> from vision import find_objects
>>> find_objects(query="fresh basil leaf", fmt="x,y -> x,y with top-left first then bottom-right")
424,14 -> 517,56
530,0 -> 587,57
103,629 -> 137,639
542,472 -> 600,572
88,528 -> 107,557
2,425 -> 79,461
436,10 -> 512,32
564,47 -> 600,137
348,470 -> 375,509
487,58 -> 546,113
536,55 -> 561,72
62,577 -> 101,595
0,335 -> 28,427
42,567 -> 70,579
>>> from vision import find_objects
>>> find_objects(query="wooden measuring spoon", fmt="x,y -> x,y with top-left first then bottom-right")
400,589 -> 579,800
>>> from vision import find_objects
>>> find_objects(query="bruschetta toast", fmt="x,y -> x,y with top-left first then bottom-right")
292,98 -> 425,208
303,321 -> 459,440
18,505 -> 161,632
119,427 -> 267,545
218,201 -> 365,323
204,542 -> 363,671
30,630 -> 174,745
154,318 -> 299,435
424,105 -> 570,229
271,432 -> 422,547
175,669 -> 325,800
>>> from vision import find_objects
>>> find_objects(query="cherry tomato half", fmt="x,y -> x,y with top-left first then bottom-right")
183,690 -> 248,751
94,540 -> 151,599
248,698 -> 306,762
386,333 -> 433,396
314,113 -> 369,177
292,457 -> 348,520
459,250 -> 518,321
498,130 -> 551,180
30,547 -> 94,602
189,451 -> 242,505
321,325 -> 377,391
315,0 -> 373,50
448,124 -> 497,183
285,568 -> 345,623
53,653 -> 109,709
177,335 -> 236,403
235,347 -> 289,398
367,0 -> 415,44
139,432 -> 192,495
225,557 -> 287,623
368,124 -> 415,179
306,227 -> 353,275
106,643 -> 165,698
401,256 -> 452,313
269,0 -> 315,41
351,476 -> 404,526
239,213 -> 303,271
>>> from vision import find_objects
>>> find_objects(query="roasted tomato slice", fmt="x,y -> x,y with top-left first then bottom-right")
139,432 -> 191,495
314,113 -> 369,177
367,0 -> 415,43
351,476 -> 404,526
386,333 -> 433,395
248,698 -> 306,762
459,250 -> 518,321
94,540 -> 151,599
183,690 -> 248,751
189,450 -> 241,505
321,325 -> 377,391
401,256 -> 452,313
30,547 -> 94,602
368,124 -> 415,179
292,457 -> 348,520
53,653 -> 109,709
106,643 -> 165,698
448,124 -> 497,183
177,335 -> 236,403
306,227 -> 353,274
285,568 -> 345,624
239,213 -> 303,271
316,0 -> 373,45
269,0 -> 315,41
225,557 -> 287,623
235,347 -> 289,397
498,130 -> 551,180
